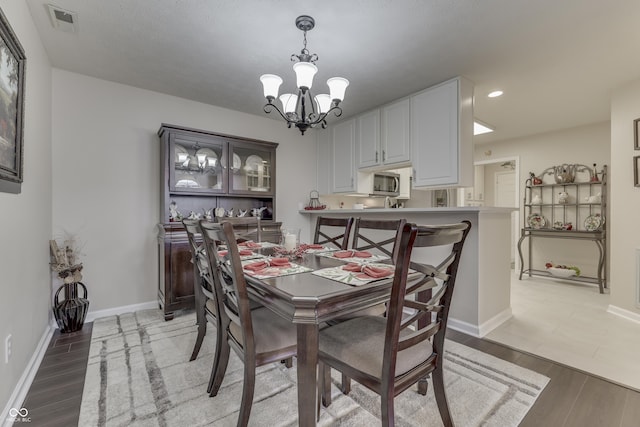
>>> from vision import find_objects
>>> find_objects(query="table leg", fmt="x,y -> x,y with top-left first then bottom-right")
297,323 -> 319,427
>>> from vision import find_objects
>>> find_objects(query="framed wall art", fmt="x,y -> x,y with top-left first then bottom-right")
635,156 -> 640,187
0,7 -> 25,192
635,118 -> 640,150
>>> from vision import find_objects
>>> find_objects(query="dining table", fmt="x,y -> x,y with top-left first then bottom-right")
242,248 -> 399,427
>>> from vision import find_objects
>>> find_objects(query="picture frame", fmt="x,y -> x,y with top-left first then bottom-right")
635,118 -> 640,150
0,7 -> 25,191
635,156 -> 640,187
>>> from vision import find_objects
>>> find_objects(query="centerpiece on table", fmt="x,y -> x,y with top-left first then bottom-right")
50,237 -> 89,333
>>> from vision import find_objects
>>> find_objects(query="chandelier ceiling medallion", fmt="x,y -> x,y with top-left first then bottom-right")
260,15 -> 349,135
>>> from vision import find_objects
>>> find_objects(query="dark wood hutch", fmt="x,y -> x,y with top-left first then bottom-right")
157,124 -> 278,320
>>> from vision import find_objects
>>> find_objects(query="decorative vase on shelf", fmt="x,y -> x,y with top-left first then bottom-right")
53,281 -> 89,333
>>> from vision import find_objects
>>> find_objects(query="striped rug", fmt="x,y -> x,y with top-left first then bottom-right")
79,309 -> 549,426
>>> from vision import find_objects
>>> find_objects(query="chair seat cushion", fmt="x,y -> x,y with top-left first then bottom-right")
229,307 -> 297,354
319,316 -> 433,378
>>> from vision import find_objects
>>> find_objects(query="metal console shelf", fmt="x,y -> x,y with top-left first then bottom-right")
517,164 -> 607,293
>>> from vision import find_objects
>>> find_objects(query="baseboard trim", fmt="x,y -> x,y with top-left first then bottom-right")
607,304 -> 640,324
1,324 -> 54,427
478,308 -> 513,337
447,308 -> 513,339
85,300 -> 158,323
447,317 -> 481,338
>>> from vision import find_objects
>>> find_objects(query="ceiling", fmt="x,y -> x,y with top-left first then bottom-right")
24,0 -> 640,144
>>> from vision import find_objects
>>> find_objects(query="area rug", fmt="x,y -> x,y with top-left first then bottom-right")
79,309 -> 549,426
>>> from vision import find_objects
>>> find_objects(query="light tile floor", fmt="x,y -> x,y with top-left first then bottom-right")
485,272 -> 640,391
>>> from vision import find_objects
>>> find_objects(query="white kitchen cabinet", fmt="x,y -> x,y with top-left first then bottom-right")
357,99 -> 411,170
410,77 -> 473,189
357,109 -> 381,168
331,118 -> 357,193
315,128 -> 331,195
381,98 -> 411,165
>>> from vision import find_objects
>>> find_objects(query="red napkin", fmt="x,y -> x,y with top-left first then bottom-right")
306,244 -> 324,249
244,260 -> 269,271
333,250 -> 355,258
239,249 -> 254,256
354,251 -> 372,258
238,241 -> 261,249
217,250 -> 228,257
358,265 -> 394,279
342,263 -> 363,272
269,257 -> 291,268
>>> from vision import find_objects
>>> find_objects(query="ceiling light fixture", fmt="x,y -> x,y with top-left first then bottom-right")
488,90 -> 503,98
474,120 -> 494,135
260,15 -> 349,135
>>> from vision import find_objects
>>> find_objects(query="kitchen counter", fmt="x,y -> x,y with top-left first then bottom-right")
299,206 -> 518,337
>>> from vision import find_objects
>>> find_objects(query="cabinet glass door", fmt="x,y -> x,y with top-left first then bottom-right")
228,141 -> 274,195
169,134 -> 227,194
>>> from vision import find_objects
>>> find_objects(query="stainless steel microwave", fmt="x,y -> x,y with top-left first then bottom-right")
371,172 -> 400,197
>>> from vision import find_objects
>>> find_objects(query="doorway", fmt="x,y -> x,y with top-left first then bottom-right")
468,157 -> 520,268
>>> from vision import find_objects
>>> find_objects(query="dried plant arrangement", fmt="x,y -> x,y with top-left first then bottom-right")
49,237 -> 83,284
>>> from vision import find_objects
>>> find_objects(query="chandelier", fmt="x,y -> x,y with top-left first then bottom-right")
260,15 -> 349,135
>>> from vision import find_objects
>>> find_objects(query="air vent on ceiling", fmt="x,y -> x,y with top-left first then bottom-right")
47,4 -> 78,33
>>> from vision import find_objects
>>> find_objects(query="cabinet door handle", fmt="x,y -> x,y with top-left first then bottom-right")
376,151 -> 378,163
382,150 -> 386,162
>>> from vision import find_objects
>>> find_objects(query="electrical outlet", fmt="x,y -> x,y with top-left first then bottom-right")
4,334 -> 11,363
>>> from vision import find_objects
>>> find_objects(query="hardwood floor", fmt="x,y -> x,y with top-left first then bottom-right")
19,323 -> 92,427
18,323 -> 640,426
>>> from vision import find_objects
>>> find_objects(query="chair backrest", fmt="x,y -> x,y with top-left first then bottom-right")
216,216 -> 261,243
351,218 -> 407,262
199,220 -> 257,355
260,221 -> 282,244
383,221 -> 471,380
313,216 -> 355,250
182,219 -> 218,306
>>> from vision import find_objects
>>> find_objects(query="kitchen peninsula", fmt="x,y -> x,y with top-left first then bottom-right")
299,206 -> 516,337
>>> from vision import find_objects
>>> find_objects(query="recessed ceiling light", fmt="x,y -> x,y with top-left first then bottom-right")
474,121 -> 494,135
488,90 -> 503,98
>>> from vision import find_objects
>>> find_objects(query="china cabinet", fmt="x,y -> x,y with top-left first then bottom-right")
157,124 -> 279,319
517,164 -> 607,293
410,77 -> 473,188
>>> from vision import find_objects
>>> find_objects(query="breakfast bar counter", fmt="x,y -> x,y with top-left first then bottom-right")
299,206 -> 517,337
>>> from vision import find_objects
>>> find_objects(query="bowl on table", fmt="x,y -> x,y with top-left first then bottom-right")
546,267 -> 576,278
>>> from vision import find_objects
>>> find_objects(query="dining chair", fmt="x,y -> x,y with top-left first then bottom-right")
199,220 -> 298,427
182,218 -> 227,396
313,216 -> 355,249
351,218 -> 407,263
319,221 -> 471,427
216,216 -> 262,243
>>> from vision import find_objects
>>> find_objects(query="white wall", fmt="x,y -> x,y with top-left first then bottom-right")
474,122 -> 610,279
610,78 -> 640,316
51,70 -> 317,312
0,0 -> 52,414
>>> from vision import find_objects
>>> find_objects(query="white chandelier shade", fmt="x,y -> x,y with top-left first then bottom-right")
259,15 -> 348,135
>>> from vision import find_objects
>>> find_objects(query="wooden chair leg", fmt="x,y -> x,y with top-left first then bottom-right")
238,364 -> 256,427
432,365 -> 454,427
380,389 -> 395,427
206,322 -> 223,394
209,336 -> 230,397
283,357 -> 293,368
341,373 -> 351,395
321,363 -> 332,407
417,376 -> 429,395
189,320 -> 206,361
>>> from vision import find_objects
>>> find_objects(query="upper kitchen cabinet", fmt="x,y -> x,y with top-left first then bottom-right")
331,117 -> 357,193
357,98 -> 411,170
315,128 -> 332,195
410,77 -> 473,188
